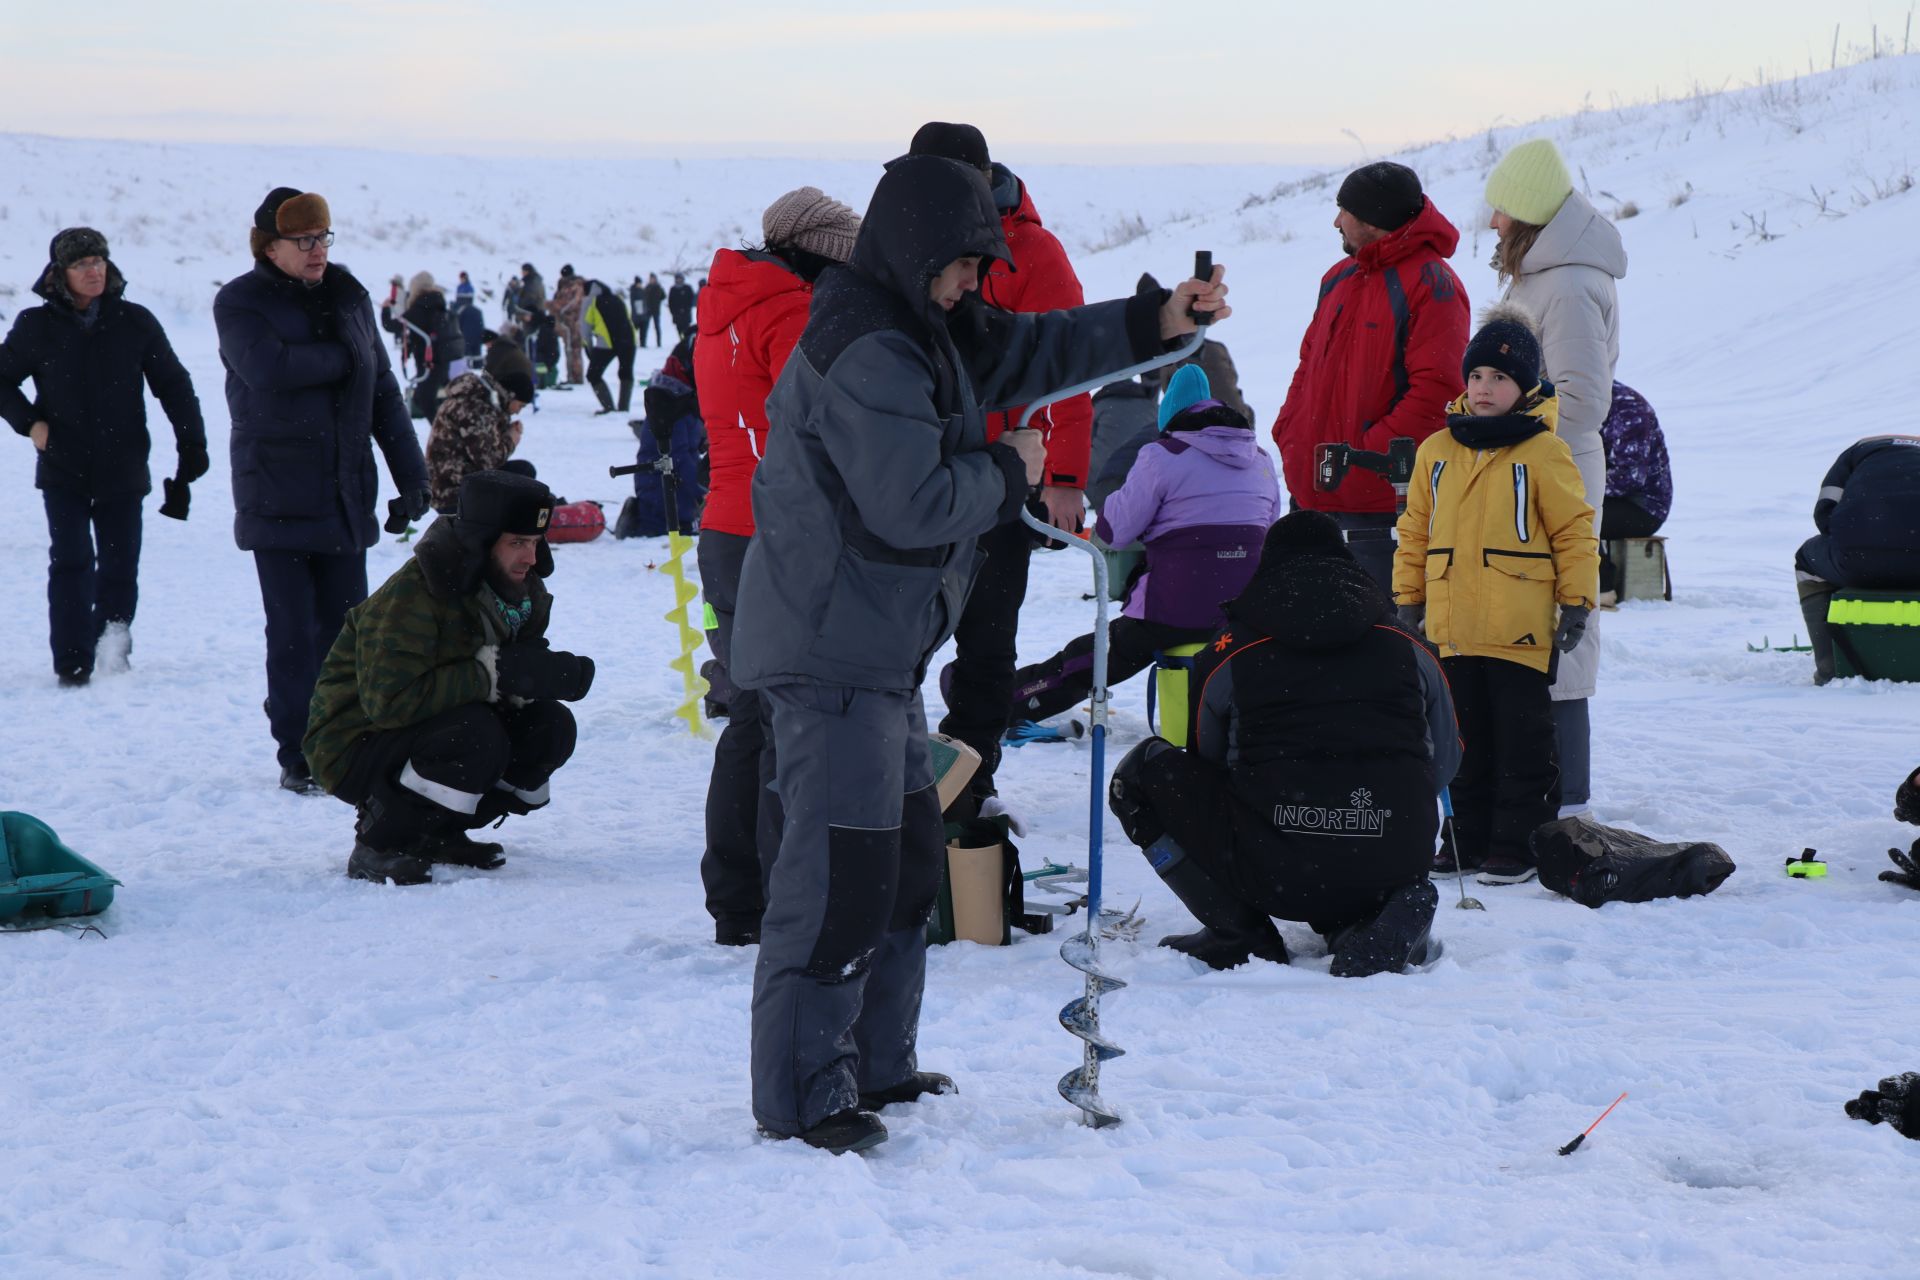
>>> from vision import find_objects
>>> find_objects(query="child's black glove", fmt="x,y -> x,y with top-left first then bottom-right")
1554,605 -> 1590,653
1845,1071 -> 1920,1139
1879,840 -> 1920,892
1395,603 -> 1425,634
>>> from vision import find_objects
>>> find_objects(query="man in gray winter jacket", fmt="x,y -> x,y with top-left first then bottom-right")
731,154 -> 1229,1153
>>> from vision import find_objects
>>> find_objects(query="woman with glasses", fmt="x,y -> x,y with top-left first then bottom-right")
214,187 -> 430,794
0,227 -> 207,687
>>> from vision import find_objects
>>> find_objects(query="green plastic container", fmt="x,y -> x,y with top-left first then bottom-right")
1828,591 -> 1920,683
0,812 -> 119,925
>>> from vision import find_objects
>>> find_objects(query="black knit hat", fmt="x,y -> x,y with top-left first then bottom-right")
494,368 -> 536,406
457,470 -> 554,539
908,121 -> 991,172
52,227 -> 109,268
1336,162 -> 1425,232
1462,304 -> 1542,390
1260,509 -> 1354,563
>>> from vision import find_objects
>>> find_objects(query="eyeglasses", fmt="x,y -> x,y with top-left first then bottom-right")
286,231 -> 335,251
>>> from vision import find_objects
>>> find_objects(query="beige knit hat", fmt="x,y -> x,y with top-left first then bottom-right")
762,187 -> 862,263
1484,138 -> 1574,227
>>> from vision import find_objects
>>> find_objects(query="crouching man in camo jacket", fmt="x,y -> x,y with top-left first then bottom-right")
303,470 -> 596,885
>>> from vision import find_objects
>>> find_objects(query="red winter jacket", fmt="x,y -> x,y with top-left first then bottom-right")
693,248 -> 812,536
1272,198 -> 1470,513
980,177 -> 1094,490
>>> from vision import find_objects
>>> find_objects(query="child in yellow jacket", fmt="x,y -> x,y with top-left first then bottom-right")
1393,304 -> 1597,883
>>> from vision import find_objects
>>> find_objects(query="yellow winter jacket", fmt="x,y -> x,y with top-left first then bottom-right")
1393,390 -> 1598,674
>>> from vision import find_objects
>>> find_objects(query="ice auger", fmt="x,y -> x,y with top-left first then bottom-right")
1014,252 -> 1218,1127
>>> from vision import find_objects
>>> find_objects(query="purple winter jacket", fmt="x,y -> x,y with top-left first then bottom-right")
1602,382 -> 1672,524
1094,414 -> 1280,627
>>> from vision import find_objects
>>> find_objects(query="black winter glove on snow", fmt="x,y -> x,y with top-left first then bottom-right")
1879,840 -> 1920,892
1396,603 -> 1425,634
177,440 -> 210,484
1894,768 -> 1920,824
1845,1071 -> 1920,1139
495,640 -> 596,702
1554,604 -> 1591,653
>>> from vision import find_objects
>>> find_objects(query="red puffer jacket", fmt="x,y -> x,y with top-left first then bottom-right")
1271,197 -> 1470,513
693,249 -> 811,536
980,176 -> 1094,490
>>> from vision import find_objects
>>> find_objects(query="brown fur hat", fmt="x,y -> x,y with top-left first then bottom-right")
249,187 -> 331,261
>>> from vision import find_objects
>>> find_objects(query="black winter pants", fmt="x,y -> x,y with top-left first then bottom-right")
253,550 -> 368,771
1323,509 -> 1399,595
1010,616 -> 1211,725
1131,746 -> 1422,936
752,683 -> 944,1135
587,347 -> 636,398
334,700 -> 578,845
697,529 -> 781,937
938,518 -> 1035,795
42,489 -> 142,678
640,310 -> 663,347
1444,656 -> 1560,866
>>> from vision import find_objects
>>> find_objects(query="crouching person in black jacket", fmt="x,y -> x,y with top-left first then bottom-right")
1108,510 -> 1460,976
302,471 -> 594,886
730,154 -> 1231,1154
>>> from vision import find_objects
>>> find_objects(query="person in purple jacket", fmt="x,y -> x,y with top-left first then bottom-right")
1008,365 -> 1279,730
1597,382 -> 1671,598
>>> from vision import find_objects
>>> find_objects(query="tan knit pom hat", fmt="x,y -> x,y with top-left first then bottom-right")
762,187 -> 862,263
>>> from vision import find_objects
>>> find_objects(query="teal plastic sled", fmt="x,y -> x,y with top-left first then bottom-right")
1,811 -> 119,925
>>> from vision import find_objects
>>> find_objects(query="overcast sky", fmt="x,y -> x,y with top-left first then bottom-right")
0,0 -> 1903,161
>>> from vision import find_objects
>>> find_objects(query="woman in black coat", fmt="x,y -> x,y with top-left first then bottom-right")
0,227 -> 206,686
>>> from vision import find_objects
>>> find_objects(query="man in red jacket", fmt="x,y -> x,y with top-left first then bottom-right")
1272,162 -> 1469,590
693,186 -> 861,945
903,122 -> 1095,805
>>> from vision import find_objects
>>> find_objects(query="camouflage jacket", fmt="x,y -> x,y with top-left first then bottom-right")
425,372 -> 517,514
302,517 -> 553,791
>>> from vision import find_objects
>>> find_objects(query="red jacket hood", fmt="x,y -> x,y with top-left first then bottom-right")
697,248 -> 807,337
1356,197 -> 1460,270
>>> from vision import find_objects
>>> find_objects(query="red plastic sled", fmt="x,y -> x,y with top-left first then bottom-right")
547,500 -> 606,544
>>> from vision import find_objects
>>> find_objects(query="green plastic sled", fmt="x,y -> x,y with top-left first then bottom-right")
0,811 -> 119,925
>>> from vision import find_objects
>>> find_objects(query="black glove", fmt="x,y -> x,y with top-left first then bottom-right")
495,640 -> 595,702
1396,603 -> 1425,634
384,487 -> 431,534
1845,1071 -> 1920,1139
159,477 -> 191,521
177,440 -> 210,484
1880,840 -> 1920,892
1894,768 -> 1920,824
1554,604 -> 1591,654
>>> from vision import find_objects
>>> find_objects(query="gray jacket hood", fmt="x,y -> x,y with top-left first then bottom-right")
1523,190 -> 1628,280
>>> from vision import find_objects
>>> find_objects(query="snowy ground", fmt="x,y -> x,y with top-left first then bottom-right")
4,57 -> 1920,1279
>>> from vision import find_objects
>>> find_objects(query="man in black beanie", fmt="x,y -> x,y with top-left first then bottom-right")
1270,161 -> 1470,592
303,470 -> 595,885
1106,510 -> 1458,977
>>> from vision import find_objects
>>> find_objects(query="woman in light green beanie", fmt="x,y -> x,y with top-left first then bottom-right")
1483,136 -> 1627,820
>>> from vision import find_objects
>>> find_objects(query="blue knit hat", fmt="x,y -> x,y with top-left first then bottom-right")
1158,364 -> 1215,432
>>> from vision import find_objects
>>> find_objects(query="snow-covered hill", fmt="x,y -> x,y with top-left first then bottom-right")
2,56 -> 1919,1279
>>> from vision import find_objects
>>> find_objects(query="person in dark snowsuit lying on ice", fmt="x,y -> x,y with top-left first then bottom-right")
303,470 -> 596,885
1107,509 -> 1460,976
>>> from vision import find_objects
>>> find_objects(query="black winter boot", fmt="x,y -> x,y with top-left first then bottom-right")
1149,841 -> 1287,970
1329,880 -> 1439,977
860,1071 -> 955,1110
590,379 -> 616,414
760,1109 -> 888,1155
417,828 -> 506,869
347,841 -> 432,886
616,377 -> 634,413
1798,579 -> 1837,686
